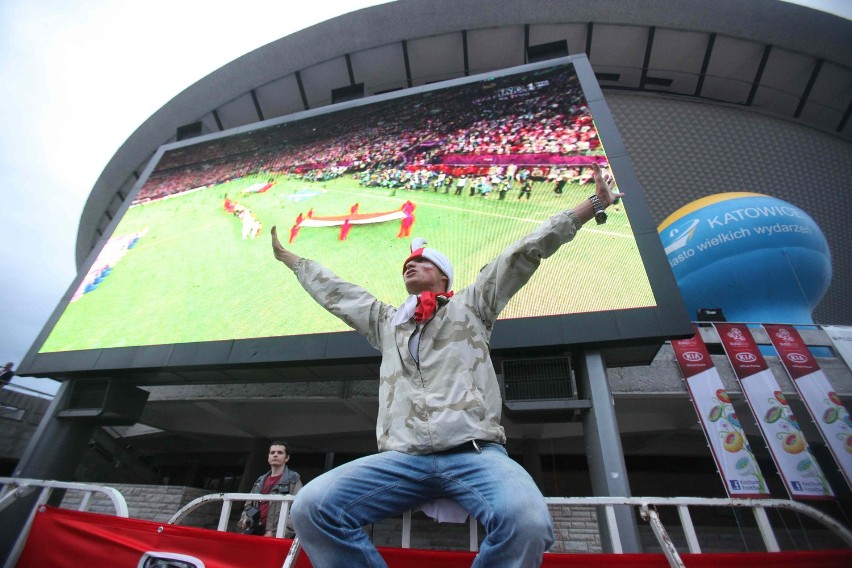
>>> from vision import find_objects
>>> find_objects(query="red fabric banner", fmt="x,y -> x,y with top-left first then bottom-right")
17,506 -> 308,568
713,323 -> 768,376
439,153 -> 604,167
671,326 -> 715,379
764,324 -> 820,379
17,506 -> 852,568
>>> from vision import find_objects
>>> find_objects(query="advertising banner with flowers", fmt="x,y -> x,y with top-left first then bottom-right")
823,325 -> 852,373
714,323 -> 834,499
764,323 -> 851,490
671,326 -> 769,497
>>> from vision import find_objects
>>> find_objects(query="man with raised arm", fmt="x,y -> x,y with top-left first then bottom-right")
271,163 -> 620,568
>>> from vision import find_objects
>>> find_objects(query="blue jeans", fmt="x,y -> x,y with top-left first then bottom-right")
290,444 -> 553,568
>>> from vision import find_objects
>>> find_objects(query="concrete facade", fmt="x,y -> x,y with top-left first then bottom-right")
0,389 -> 49,473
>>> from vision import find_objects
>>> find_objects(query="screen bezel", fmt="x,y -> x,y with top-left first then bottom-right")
19,54 -> 692,379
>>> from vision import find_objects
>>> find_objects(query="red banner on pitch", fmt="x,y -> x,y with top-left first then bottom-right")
714,323 -> 833,499
764,324 -> 852,490
672,326 -> 769,497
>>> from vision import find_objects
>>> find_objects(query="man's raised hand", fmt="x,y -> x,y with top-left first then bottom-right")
590,162 -> 623,206
270,226 -> 300,268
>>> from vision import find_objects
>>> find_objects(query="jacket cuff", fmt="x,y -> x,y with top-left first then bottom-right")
566,210 -> 582,232
292,257 -> 306,275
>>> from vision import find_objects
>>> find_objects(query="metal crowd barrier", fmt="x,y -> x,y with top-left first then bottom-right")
4,482 -> 851,568
168,492 -> 301,568
541,496 -> 852,567
168,491 -> 294,538
169,492 -> 852,568
0,477 -> 129,568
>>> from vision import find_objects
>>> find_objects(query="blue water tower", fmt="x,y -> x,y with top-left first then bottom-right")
657,193 -> 831,324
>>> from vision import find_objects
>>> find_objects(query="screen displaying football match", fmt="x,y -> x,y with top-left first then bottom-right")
34,58 -> 679,363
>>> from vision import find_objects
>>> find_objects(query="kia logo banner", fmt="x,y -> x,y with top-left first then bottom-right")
672,326 -> 769,498
765,324 -> 851,491
715,323 -> 834,499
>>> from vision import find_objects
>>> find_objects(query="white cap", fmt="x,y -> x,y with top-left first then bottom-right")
403,237 -> 454,291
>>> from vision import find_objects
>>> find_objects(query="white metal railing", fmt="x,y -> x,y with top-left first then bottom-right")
168,493 -> 852,568
401,497 -> 852,556
0,383 -> 56,399
541,497 -> 852,567
168,492 -> 301,568
6,485 -> 851,568
168,492 -> 295,538
0,477 -> 129,568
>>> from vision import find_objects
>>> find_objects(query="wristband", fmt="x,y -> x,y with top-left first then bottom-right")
589,195 -> 607,225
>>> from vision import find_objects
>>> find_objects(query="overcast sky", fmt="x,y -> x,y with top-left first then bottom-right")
0,0 -> 391,395
0,0 -> 848,396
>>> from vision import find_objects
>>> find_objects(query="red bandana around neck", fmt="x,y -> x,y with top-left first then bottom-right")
414,291 -> 454,323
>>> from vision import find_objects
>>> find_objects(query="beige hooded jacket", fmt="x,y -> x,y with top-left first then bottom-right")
293,210 -> 582,454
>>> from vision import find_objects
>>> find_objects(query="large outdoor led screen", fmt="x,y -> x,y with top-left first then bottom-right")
22,55 -> 690,376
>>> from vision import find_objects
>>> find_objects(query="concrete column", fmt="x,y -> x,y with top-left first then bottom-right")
577,350 -> 641,553
1,380 -> 99,562
12,380 -> 97,480
238,438 -> 270,492
521,437 -> 544,489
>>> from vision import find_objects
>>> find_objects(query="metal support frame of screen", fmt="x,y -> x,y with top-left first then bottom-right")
19,54 -> 692,379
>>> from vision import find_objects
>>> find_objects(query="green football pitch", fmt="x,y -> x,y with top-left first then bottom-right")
39,173 -> 655,352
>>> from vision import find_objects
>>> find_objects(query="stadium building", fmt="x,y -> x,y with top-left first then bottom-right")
4,0 -> 852,558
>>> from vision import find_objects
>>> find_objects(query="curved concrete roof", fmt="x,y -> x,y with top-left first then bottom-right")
78,0 -> 852,321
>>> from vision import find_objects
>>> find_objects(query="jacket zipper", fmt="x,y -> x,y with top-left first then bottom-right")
414,320 -> 428,387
